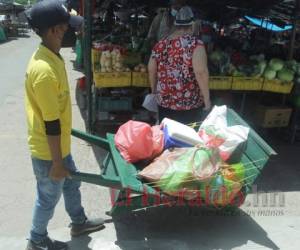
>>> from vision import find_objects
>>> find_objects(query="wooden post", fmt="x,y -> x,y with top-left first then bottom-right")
288,0 -> 300,60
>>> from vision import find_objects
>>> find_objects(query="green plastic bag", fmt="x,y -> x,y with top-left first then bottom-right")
158,147 -> 221,197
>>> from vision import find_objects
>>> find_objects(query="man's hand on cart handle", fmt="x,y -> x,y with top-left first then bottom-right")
49,163 -> 70,181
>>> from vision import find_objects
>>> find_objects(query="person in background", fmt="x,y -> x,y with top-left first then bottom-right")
201,22 -> 215,53
148,6 -> 211,124
25,1 -> 104,249
146,0 -> 187,49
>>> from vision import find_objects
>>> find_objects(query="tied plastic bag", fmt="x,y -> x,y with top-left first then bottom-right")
138,146 -> 221,200
115,121 -> 164,163
199,106 -> 250,162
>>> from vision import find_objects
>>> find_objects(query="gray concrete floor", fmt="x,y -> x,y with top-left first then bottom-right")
0,34 -> 300,250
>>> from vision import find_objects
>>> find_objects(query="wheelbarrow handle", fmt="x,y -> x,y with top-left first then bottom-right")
71,171 -> 121,189
71,128 -> 110,150
70,129 -> 123,188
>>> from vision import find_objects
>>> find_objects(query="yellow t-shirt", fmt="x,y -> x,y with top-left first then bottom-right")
25,44 -> 72,160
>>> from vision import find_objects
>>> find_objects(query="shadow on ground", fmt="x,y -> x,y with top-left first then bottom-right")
111,206 -> 279,250
67,235 -> 92,250
253,130 -> 300,193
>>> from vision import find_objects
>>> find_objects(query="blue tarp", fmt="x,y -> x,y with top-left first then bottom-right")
245,16 -> 293,32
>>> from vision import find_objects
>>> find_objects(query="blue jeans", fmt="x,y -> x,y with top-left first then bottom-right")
30,154 -> 86,243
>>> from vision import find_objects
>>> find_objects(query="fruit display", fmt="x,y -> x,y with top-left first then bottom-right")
92,42 -> 148,74
93,43 -> 130,73
209,48 -> 298,84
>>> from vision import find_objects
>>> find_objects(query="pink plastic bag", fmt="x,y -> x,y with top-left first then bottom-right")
115,121 -> 164,163
151,125 -> 164,159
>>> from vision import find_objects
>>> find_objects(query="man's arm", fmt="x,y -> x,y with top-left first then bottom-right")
192,46 -> 211,110
148,56 -> 158,94
45,120 -> 69,181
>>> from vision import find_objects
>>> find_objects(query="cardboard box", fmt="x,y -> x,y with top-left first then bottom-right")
254,106 -> 292,128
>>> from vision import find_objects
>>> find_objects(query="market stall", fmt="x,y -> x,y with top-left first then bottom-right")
0,1 -> 27,37
78,0 -> 300,141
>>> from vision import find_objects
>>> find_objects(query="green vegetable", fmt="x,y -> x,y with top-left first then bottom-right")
250,65 -> 262,77
258,61 -> 267,75
269,58 -> 284,71
285,60 -> 298,72
233,70 -> 245,77
263,67 -> 277,80
209,50 -> 223,63
295,64 -> 300,76
277,68 -> 294,82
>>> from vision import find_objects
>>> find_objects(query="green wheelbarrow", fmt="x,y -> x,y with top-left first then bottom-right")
71,109 -> 276,217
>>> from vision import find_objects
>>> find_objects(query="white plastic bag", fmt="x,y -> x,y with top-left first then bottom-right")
198,106 -> 250,161
142,94 -> 158,113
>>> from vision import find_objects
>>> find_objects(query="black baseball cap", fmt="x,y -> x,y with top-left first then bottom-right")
26,0 -> 83,31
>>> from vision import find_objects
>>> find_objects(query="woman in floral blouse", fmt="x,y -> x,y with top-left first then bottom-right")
148,6 -> 211,124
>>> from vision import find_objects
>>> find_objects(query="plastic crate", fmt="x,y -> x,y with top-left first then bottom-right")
132,72 -> 149,87
94,72 -> 132,88
262,79 -> 294,94
232,77 -> 263,91
97,96 -> 132,111
209,76 -> 232,90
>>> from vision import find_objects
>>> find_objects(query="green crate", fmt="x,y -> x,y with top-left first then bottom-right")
97,97 -> 132,111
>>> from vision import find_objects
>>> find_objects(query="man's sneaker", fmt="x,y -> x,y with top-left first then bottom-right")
70,218 -> 105,237
26,237 -> 68,250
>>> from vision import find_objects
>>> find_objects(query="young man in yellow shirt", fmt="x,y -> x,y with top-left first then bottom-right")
25,1 -> 104,250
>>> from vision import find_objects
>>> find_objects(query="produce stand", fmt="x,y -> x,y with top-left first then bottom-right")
71,108 -> 276,216
80,0 -> 158,132
79,0 -> 300,135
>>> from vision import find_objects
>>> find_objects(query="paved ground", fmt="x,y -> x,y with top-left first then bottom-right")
0,34 -> 300,250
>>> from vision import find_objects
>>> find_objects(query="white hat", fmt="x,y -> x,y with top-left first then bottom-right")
174,6 -> 194,26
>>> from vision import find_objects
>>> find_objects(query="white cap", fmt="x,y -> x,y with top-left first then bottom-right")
174,6 -> 194,26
